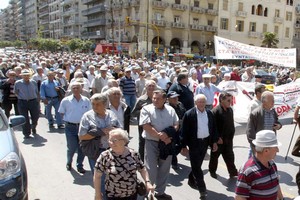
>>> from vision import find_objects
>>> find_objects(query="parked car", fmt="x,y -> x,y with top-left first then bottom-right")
255,69 -> 276,84
0,110 -> 27,200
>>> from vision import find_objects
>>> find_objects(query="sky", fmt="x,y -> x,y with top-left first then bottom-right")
0,0 -> 10,10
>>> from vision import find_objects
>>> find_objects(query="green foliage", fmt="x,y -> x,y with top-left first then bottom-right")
28,38 -> 61,52
262,32 -> 279,48
66,38 -> 82,52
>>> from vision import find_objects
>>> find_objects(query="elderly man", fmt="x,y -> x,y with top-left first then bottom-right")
235,130 -> 284,200
58,82 -> 91,173
140,90 -> 179,200
247,84 -> 266,113
119,68 -> 136,110
241,67 -> 254,82
40,69 -> 64,129
92,65 -> 109,94
157,69 -> 170,90
168,72 -> 194,110
246,91 -> 282,155
181,94 -> 218,199
14,69 -> 39,139
195,74 -> 222,110
209,92 -> 238,179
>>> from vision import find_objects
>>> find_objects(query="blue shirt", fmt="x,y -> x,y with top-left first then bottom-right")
58,95 -> 92,123
195,83 -> 221,105
14,79 -> 38,100
40,79 -> 60,100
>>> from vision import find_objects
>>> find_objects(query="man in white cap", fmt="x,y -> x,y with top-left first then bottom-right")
235,130 -> 284,200
157,69 -> 170,90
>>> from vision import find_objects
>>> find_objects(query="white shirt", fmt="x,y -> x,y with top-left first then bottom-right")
109,103 -> 124,129
157,76 -> 170,89
196,108 -> 210,139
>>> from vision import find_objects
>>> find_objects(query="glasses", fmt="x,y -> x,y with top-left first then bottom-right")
108,138 -> 124,143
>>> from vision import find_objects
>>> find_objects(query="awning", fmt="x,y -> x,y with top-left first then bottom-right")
94,44 -> 103,53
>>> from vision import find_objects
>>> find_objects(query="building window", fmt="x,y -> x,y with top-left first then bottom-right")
154,13 -> 162,20
194,1 -> 199,7
208,20 -> 213,26
238,2 -> 243,11
263,24 -> 267,33
193,18 -> 199,24
236,20 -> 244,32
220,18 -> 228,30
264,8 -> 268,17
286,0 -> 293,6
285,27 -> 290,38
257,4 -> 263,15
286,11 -> 292,21
223,0 -> 228,11
250,22 -> 256,32
275,9 -> 280,17
274,26 -> 279,34
208,3 -> 213,9
174,16 -> 180,23
251,5 -> 255,14
175,0 -> 181,4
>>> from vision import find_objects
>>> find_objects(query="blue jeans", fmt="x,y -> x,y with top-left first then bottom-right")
123,94 -> 136,110
65,123 -> 85,169
46,97 -> 63,126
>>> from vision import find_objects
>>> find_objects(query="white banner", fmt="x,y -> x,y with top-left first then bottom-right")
214,81 -> 300,123
214,36 -> 297,68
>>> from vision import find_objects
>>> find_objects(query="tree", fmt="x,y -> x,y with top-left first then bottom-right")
262,32 -> 279,48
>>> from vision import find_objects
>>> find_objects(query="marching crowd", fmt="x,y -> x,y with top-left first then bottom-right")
0,50 -> 299,200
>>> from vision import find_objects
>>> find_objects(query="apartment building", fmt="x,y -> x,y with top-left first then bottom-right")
61,0 -> 86,39
218,0 -> 295,49
49,0 -> 62,39
25,0 -> 38,39
81,0 -> 106,40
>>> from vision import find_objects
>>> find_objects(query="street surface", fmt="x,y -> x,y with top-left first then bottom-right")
13,111 -> 300,200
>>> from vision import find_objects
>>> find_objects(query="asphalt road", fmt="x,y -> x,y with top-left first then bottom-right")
13,112 -> 300,200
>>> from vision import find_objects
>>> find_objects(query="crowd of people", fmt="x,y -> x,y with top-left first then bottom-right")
0,50 -> 299,200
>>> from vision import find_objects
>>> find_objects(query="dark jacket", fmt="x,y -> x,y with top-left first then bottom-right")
168,82 -> 194,110
0,79 -> 17,103
246,106 -> 281,146
181,107 -> 218,150
158,126 -> 181,160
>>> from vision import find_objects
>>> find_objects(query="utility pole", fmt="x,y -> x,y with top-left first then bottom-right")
111,0 -> 115,55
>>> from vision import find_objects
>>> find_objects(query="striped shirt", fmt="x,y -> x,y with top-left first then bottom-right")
264,109 -> 275,131
119,76 -> 136,95
235,156 -> 279,200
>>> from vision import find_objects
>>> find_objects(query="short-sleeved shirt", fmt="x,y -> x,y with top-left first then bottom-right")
14,79 -> 39,100
95,148 -> 144,198
235,156 -> 279,200
139,104 -> 179,141
58,95 -> 91,123
195,83 -> 221,105
79,109 -> 120,149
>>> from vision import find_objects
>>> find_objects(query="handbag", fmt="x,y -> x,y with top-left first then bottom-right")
110,150 -> 147,196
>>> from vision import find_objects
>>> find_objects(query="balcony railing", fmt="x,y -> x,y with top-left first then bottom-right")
62,31 -> 80,36
82,5 -> 105,15
206,9 -> 218,16
152,1 -> 169,9
82,0 -> 98,4
190,6 -> 206,14
248,31 -> 262,38
171,22 -> 185,28
63,8 -> 79,16
152,20 -> 166,27
190,24 -> 205,31
171,3 -> 187,11
235,11 -> 247,18
206,26 -> 217,32
83,18 -> 106,27
62,0 -> 74,5
274,17 -> 283,23
39,10 -> 49,17
82,31 -> 105,39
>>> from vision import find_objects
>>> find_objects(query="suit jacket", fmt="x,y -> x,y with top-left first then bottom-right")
181,107 -> 218,150
246,106 -> 281,145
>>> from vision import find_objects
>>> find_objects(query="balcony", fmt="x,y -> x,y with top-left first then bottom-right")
82,0 -> 98,4
82,31 -> 105,39
171,22 -> 185,29
295,23 -> 300,29
123,1 -> 130,8
235,11 -> 247,18
62,8 -> 79,16
206,9 -> 218,16
62,31 -> 80,37
171,3 -> 187,11
206,25 -> 217,32
63,19 -> 80,26
62,0 -> 74,5
82,5 -> 105,16
83,18 -> 106,27
274,17 -> 283,24
40,19 -> 49,25
152,20 -> 166,27
152,1 -> 169,9
39,10 -> 49,17
190,6 -> 206,14
248,31 -> 262,38
130,0 -> 140,7
39,2 -> 48,9
190,24 -> 205,31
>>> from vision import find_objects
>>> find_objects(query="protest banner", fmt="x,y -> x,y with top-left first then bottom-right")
214,36 -> 296,68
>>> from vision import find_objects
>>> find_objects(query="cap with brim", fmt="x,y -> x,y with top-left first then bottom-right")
202,74 -> 211,78
252,130 -> 281,147
20,69 -> 31,76
56,69 -> 64,74
167,91 -> 180,98
125,68 -> 131,72
100,65 -> 108,71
